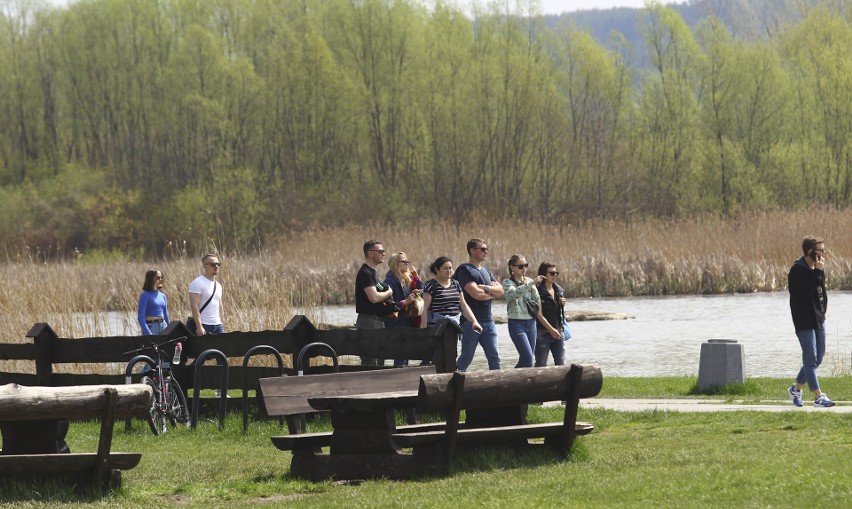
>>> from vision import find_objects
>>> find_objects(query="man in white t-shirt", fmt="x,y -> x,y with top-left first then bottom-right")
188,254 -> 224,335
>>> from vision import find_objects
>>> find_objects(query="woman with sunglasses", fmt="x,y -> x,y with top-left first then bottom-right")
137,269 -> 170,335
384,252 -> 424,366
534,262 -> 567,366
502,255 -> 544,368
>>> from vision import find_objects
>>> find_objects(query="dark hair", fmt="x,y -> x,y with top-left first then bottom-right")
363,239 -> 382,258
802,235 -> 824,256
142,269 -> 162,291
537,261 -> 557,276
466,238 -> 485,256
507,254 -> 525,283
430,256 -> 453,275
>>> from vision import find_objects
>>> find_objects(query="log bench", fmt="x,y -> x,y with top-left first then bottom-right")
0,383 -> 153,489
269,363 -> 602,481
258,365 -> 437,434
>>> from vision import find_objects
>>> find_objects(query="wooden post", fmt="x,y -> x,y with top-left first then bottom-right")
431,320 -> 460,373
444,371 -> 465,468
26,323 -> 57,386
284,315 -> 317,371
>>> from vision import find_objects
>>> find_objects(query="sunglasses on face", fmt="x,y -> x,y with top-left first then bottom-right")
548,271 -> 559,276
399,260 -> 410,265
513,263 -> 529,269
476,247 -> 488,252
370,249 -> 386,254
206,262 -> 221,267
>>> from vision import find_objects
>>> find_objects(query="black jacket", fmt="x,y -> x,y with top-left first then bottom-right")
788,256 -> 827,332
536,282 -> 564,331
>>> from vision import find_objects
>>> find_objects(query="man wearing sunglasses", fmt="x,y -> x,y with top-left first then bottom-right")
188,254 -> 224,336
355,240 -> 394,365
454,238 -> 504,371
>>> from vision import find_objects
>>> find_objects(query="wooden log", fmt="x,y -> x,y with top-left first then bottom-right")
0,384 -> 153,420
417,364 -> 603,412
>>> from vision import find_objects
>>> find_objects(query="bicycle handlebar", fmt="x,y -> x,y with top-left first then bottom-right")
122,336 -> 188,356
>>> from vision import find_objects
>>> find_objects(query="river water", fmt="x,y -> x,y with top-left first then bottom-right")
98,292 -> 852,377
315,291 -> 852,377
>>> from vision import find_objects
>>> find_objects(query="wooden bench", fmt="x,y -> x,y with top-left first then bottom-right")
259,365 -> 437,435
0,383 -> 153,489
393,363 -> 602,468
268,364 -> 601,481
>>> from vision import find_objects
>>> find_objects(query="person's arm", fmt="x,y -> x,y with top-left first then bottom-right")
420,292 -> 433,329
459,291 -> 483,333
138,293 -> 152,335
501,277 -> 537,302
364,284 -> 393,303
789,264 -> 820,297
162,293 -> 170,325
189,291 -> 205,336
464,281 -> 492,301
536,306 -> 561,339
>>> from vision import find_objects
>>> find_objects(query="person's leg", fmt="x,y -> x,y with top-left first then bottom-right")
356,315 -> 385,366
795,329 -> 819,392
525,320 -> 537,367
507,319 -> 533,368
478,321 -> 501,370
552,338 -> 565,366
534,329 -> 550,367
456,321 -> 478,371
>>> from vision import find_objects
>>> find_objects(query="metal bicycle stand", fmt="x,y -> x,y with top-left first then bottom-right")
190,349 -> 228,430
123,355 -> 156,432
241,345 -> 285,432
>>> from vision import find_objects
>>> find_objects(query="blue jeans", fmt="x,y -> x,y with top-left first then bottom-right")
507,319 -> 536,368
202,323 -> 224,335
535,329 -> 565,367
142,320 -> 167,336
795,327 -> 826,391
457,320 -> 500,371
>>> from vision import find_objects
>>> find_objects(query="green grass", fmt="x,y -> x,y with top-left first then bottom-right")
601,375 -> 852,401
2,378 -> 851,508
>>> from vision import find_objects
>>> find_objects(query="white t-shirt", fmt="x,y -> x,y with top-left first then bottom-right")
189,275 -> 222,325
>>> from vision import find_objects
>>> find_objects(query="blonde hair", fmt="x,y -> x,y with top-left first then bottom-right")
388,252 -> 412,287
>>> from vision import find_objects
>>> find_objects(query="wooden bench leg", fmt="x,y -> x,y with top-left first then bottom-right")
443,371 -> 466,469
547,364 -> 583,457
93,388 -> 119,487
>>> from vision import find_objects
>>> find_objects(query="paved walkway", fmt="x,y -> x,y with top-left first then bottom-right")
570,398 -> 851,413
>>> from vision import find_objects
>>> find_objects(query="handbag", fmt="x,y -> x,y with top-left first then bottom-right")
187,282 -> 217,334
524,296 -> 540,319
561,315 -> 572,340
405,292 -> 424,317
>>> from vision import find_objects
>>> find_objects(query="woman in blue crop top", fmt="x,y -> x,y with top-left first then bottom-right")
138,269 -> 170,335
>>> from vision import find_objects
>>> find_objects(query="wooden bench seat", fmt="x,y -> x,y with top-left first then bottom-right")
393,421 -> 595,448
259,365 -> 437,434
0,383 -> 152,489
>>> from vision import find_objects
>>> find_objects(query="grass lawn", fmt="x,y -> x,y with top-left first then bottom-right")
1,377 -> 850,508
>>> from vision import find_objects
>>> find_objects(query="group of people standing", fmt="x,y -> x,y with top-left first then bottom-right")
354,238 -> 570,371
137,254 -> 225,337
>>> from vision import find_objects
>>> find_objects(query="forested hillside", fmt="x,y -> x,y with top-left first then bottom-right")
1,0 -> 850,256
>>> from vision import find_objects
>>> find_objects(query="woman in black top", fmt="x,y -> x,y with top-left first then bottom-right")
534,262 -> 566,367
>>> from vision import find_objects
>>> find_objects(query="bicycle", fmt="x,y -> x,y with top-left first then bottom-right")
123,336 -> 190,435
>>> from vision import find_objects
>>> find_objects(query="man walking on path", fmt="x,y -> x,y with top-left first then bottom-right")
788,235 -> 835,408
454,238 -> 503,371
355,240 -> 394,366
189,254 -> 224,336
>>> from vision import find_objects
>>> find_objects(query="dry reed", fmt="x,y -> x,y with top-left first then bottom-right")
2,208 -> 851,343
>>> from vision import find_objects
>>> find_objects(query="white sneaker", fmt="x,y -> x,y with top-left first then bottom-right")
814,394 -> 836,407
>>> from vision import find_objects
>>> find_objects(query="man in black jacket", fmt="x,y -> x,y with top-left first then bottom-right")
787,235 -> 835,407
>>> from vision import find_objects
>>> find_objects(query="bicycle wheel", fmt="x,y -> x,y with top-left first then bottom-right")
167,377 -> 190,425
141,375 -> 167,435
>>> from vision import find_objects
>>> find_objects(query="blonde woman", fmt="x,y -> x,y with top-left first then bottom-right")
384,252 -> 424,366
502,254 -> 544,368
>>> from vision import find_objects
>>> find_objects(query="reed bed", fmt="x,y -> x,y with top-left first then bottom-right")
2,208 -> 852,343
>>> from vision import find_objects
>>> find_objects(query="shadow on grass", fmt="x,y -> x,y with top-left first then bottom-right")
0,476 -> 117,503
687,379 -> 763,396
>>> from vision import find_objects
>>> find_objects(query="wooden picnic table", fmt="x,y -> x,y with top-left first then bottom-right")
280,390 -> 440,480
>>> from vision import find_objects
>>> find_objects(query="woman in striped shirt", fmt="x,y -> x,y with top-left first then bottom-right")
420,256 -> 482,333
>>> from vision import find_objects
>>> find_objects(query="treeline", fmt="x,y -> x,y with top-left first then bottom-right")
1,0 -> 851,255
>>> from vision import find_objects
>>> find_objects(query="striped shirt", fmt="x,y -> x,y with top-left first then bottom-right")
424,279 -> 462,317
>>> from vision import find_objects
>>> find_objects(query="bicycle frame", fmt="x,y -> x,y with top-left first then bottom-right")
124,336 -> 188,434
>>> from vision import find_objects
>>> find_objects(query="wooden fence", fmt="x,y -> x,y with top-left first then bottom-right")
0,316 -> 460,396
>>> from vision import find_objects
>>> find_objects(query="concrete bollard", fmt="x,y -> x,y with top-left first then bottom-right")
697,339 -> 746,391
